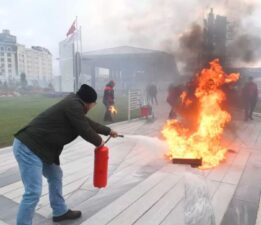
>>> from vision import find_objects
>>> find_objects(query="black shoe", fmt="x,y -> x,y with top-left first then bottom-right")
53,209 -> 82,222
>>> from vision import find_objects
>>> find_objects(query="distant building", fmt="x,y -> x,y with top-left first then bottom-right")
0,29 -> 53,87
59,39 -> 75,92
0,29 -> 17,83
17,45 -> 52,86
59,44 -> 179,93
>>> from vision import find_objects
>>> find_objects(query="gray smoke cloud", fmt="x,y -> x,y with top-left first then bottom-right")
228,34 -> 261,64
123,0 -> 261,69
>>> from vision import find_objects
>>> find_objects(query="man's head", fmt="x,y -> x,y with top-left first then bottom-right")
77,84 -> 97,113
108,80 -> 115,87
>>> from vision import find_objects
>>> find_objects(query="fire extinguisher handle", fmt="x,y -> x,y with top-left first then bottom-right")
105,136 -> 111,144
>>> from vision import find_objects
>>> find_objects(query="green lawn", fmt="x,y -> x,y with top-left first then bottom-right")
255,100 -> 261,113
0,95 -> 138,148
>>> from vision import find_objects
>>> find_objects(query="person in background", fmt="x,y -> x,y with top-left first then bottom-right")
13,84 -> 118,225
167,84 -> 181,119
146,84 -> 152,105
103,80 -> 115,122
150,84 -> 158,105
242,76 -> 258,121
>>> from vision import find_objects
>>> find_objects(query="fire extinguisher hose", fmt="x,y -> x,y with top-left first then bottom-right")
104,135 -> 124,144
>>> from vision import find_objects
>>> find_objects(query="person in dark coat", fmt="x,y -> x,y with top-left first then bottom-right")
242,76 -> 258,121
150,84 -> 158,105
103,80 -> 115,122
146,84 -> 152,104
13,84 -> 118,224
167,84 -> 182,119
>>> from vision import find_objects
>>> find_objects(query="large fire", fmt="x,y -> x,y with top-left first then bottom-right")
162,59 -> 240,169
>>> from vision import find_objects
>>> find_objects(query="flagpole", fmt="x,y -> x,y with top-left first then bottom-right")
74,16 -> 79,91
80,26 -> 82,54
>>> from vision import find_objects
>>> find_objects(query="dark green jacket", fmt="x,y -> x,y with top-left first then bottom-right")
15,93 -> 111,165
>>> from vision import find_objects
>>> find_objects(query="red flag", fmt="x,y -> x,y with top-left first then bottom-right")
66,20 -> 76,37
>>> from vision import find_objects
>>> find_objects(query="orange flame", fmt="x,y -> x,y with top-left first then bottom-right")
162,59 -> 239,169
180,91 -> 192,106
109,105 -> 118,115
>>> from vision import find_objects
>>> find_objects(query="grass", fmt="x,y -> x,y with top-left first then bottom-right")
0,95 -> 139,148
255,100 -> 261,113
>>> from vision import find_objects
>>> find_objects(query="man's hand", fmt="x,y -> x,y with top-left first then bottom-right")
110,130 -> 118,138
98,140 -> 105,147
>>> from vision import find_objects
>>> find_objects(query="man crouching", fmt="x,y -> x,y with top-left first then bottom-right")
13,84 -> 118,225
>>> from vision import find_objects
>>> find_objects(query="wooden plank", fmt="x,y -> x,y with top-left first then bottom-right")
107,175 -> 181,225
255,194 -> 261,225
0,181 -> 23,195
211,150 -> 250,225
211,183 -> 236,225
134,180 -> 184,225
222,151 -> 250,185
80,168 -> 170,225
36,177 -> 91,217
207,151 -> 237,182
6,158 -> 90,201
0,220 -> 8,225
208,150 -> 249,224
160,200 -> 185,225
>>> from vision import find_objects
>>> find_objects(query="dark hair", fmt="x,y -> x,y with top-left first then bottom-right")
107,80 -> 115,87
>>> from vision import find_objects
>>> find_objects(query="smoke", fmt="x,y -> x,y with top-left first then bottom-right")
121,0 -> 261,69
169,24 -> 203,73
228,34 -> 261,64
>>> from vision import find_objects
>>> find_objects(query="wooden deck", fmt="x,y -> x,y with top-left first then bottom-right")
0,100 -> 261,225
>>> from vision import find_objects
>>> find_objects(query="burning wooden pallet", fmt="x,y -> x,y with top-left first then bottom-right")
172,158 -> 202,168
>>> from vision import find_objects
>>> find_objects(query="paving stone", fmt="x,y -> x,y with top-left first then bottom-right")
221,198 -> 257,225
0,195 -> 46,224
0,168 -> 20,188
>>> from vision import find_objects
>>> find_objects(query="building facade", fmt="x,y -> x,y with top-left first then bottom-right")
59,39 -> 75,92
0,29 -> 53,87
0,30 -> 17,83
17,45 -> 52,86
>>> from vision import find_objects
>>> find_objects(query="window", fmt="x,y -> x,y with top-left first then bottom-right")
1,58 -> 4,62
8,64 -> 12,68
0,47 -> 4,51
7,47 -> 11,51
8,58 -> 11,62
1,53 -> 4,56
7,53 -> 11,57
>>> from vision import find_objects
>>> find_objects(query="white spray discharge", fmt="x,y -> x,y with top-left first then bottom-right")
122,135 -> 169,160
184,173 -> 216,225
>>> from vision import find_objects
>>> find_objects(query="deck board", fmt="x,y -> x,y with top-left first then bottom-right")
0,105 -> 261,225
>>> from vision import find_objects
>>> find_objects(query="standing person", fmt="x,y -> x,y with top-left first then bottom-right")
13,84 -> 118,225
150,84 -> 158,105
242,76 -> 258,121
103,80 -> 115,122
167,84 -> 181,119
146,84 -> 152,105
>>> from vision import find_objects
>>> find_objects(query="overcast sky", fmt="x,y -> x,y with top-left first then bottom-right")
1,0 -> 261,75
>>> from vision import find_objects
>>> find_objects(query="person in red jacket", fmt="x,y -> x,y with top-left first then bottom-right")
242,77 -> 258,121
103,80 -> 115,122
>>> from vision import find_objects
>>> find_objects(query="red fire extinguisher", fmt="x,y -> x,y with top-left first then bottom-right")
93,135 -> 123,188
93,145 -> 109,188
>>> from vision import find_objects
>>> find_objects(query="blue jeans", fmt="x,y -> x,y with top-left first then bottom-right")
13,138 -> 68,225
